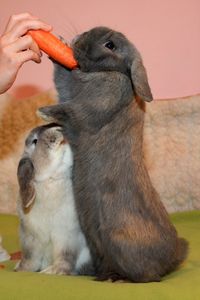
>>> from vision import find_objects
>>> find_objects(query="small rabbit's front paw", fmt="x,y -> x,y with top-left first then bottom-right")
14,260 -> 21,271
14,259 -> 40,272
40,262 -> 72,275
14,260 -> 30,272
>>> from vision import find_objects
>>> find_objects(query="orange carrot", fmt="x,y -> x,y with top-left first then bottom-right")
27,30 -> 78,69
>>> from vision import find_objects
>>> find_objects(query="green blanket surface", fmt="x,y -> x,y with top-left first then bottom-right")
0,211 -> 199,300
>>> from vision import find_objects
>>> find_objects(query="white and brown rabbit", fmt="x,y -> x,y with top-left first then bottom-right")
38,27 -> 188,282
15,123 -> 92,275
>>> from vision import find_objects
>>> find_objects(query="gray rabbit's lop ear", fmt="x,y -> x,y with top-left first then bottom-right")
17,157 -> 36,212
37,104 -> 68,123
131,50 -> 153,102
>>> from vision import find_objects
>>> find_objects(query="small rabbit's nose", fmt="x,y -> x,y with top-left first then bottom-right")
49,137 -> 56,143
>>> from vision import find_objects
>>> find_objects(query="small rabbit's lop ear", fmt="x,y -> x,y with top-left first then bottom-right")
131,49 -> 153,102
17,157 -> 36,212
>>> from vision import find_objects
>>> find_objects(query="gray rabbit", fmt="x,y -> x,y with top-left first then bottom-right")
15,123 -> 92,275
38,27 -> 188,282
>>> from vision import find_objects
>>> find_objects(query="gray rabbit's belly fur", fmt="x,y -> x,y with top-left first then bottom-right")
71,93 -> 187,282
39,27 -> 188,282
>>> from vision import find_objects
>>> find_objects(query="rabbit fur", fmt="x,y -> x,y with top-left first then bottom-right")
38,27 -> 188,282
15,123 -> 92,275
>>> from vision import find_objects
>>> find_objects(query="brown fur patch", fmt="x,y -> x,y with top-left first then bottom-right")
112,212 -> 160,246
0,90 -> 57,214
0,91 -> 57,159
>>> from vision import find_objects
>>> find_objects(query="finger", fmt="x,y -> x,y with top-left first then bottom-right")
28,38 -> 42,57
17,49 -> 41,65
4,13 -> 38,34
8,35 -> 41,57
8,19 -> 52,40
2,20 -> 52,46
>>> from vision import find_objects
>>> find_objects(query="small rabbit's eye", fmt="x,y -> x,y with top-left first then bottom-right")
104,40 -> 115,50
32,139 -> 37,145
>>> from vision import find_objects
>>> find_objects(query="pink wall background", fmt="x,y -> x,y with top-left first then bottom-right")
1,0 -> 200,99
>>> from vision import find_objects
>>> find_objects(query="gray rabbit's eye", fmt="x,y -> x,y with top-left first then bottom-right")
32,139 -> 37,145
104,40 -> 116,51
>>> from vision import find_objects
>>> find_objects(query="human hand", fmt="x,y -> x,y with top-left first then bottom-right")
0,13 -> 52,94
